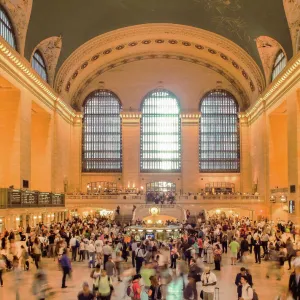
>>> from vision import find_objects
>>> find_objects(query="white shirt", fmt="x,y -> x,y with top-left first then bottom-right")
70,237 -> 77,247
201,272 -> 217,293
103,245 -> 112,255
95,240 -> 103,253
241,284 -> 253,300
88,243 -> 95,253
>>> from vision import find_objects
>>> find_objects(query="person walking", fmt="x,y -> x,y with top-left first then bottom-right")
32,237 -> 42,269
235,267 -> 253,299
240,275 -> 253,300
60,249 -> 72,289
0,254 -> 6,287
103,241 -> 113,269
135,243 -> 146,274
97,269 -> 113,300
70,235 -> 78,262
221,232 -> 228,254
288,266 -> 300,300
253,236 -> 262,264
201,267 -> 217,300
213,244 -> 222,271
78,282 -> 94,300
229,237 -> 240,265
286,237 -> 295,270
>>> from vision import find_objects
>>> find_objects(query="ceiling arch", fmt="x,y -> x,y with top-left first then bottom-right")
25,0 -> 292,68
55,24 -> 265,111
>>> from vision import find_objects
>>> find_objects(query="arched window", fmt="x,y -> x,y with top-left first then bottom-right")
0,6 -> 17,49
31,50 -> 48,82
141,89 -> 181,172
271,50 -> 287,82
82,90 -> 122,172
199,90 -> 240,173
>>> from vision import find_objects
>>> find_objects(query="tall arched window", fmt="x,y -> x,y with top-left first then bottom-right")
0,6 -> 16,49
199,90 -> 240,173
82,90 -> 122,172
31,50 -> 48,82
141,89 -> 181,172
271,50 -> 287,82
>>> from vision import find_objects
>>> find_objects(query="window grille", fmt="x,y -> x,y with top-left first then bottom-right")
271,50 -> 287,82
141,89 -> 181,172
199,90 -> 240,173
82,90 -> 122,172
32,50 -> 48,82
0,6 -> 16,49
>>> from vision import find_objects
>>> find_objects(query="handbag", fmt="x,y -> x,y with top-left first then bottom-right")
200,290 -> 204,299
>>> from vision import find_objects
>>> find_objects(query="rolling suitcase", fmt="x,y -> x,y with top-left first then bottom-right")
214,287 -> 219,300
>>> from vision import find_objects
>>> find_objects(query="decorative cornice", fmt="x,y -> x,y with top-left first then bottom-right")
0,38 -> 76,123
55,24 -> 265,108
120,112 -> 141,125
240,52 -> 300,124
71,53 -> 250,111
180,113 -> 201,125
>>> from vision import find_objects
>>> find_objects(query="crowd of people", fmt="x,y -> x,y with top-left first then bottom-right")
0,213 -> 299,299
146,192 -> 176,204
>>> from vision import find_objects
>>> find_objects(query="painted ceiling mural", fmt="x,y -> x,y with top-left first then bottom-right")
25,0 -> 293,71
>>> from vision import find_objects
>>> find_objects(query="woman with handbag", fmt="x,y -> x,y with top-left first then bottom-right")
213,244 -> 222,271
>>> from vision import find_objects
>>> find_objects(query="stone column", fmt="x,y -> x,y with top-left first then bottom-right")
0,89 -> 32,188
287,90 -> 300,222
239,116 -> 252,193
121,112 -> 141,190
181,113 -> 201,194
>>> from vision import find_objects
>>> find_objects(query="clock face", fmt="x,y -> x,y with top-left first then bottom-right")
150,207 -> 159,215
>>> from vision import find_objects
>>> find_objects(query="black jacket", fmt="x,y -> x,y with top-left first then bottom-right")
289,273 -> 300,299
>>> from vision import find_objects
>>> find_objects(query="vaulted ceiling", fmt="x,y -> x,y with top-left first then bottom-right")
25,0 -> 293,70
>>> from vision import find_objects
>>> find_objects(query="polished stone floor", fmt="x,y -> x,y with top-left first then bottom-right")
0,252 -> 291,300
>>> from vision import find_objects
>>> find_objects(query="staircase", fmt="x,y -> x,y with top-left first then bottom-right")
114,213 -> 132,225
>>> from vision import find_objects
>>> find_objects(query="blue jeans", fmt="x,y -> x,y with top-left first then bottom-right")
89,252 -> 95,268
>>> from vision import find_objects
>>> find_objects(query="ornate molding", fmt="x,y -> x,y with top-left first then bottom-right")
31,36 -> 62,86
283,0 -> 300,54
120,112 -> 141,125
71,52 -> 250,111
240,52 -> 300,124
0,37 -> 76,124
180,113 -> 201,125
0,0 -> 32,55
256,36 -> 286,85
54,24 -> 265,107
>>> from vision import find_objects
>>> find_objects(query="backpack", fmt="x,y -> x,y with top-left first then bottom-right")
247,286 -> 259,300
127,284 -> 134,297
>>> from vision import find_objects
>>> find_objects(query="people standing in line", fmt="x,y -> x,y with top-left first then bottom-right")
60,249 -> 72,289
229,237 -> 239,265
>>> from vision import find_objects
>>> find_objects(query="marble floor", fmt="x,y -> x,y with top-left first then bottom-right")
0,253 -> 291,300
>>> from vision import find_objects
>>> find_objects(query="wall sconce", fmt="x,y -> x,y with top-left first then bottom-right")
16,217 -> 20,221
38,216 -> 42,219
33,216 -> 37,219
280,195 -> 287,203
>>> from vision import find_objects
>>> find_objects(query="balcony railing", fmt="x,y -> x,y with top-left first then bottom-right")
0,188 -> 65,208
270,188 -> 289,194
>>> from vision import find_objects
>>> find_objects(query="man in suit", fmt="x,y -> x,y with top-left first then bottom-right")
289,266 -> 300,299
